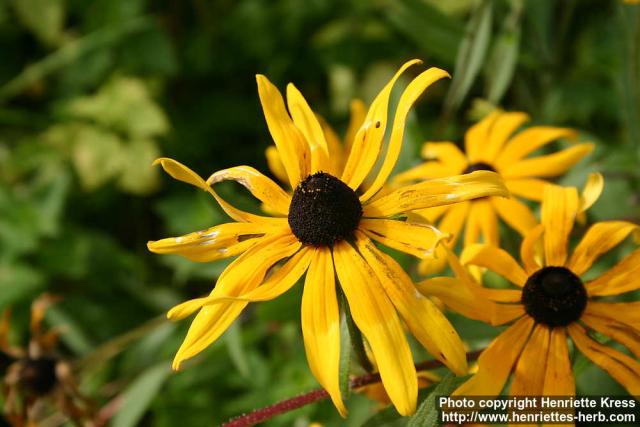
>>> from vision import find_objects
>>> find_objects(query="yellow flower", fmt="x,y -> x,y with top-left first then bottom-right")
147,60 -> 509,416
424,179 -> 640,396
394,110 -> 595,274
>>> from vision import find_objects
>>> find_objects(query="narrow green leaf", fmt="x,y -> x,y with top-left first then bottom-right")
338,311 -> 352,401
407,373 -> 470,427
340,289 -> 373,373
112,362 -> 171,427
225,321 -> 250,379
444,0 -> 493,114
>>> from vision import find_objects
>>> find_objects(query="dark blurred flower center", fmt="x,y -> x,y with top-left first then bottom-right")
0,350 -> 14,375
463,162 -> 496,174
19,357 -> 58,396
521,266 -> 587,327
288,172 -> 362,246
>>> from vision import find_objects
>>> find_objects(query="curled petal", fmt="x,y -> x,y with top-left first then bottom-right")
363,171 -> 509,218
359,218 -> 448,259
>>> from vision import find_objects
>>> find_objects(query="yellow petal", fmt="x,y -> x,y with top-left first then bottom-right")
344,99 -> 367,155
153,158 -> 281,224
355,233 -> 467,375
582,312 -> 640,358
492,303 -> 526,326
584,301 -> 640,326
341,60 -> 422,190
286,84 -> 330,173
482,111 -> 530,163
318,116 -> 345,176
359,218 -> 447,259
579,172 -> 604,213
501,143 -> 594,178
453,317 -> 534,396
586,249 -> 640,296
463,202 -> 482,248
207,166 -> 291,216
363,171 -> 508,218
504,177 -> 547,201
256,75 -> 310,188
392,162 -> 460,184
333,240 -> 417,416
495,126 -> 578,168
520,224 -> 544,274
509,325 -> 551,395
568,323 -> 640,395
464,110 -> 501,163
170,234 -> 300,369
416,277 -> 493,323
302,248 -> 346,416
491,196 -> 537,237
461,244 -> 528,286
541,184 -> 579,266
265,146 -> 289,186
542,328 -> 575,395
420,141 -> 468,172
147,222 -> 285,262
475,199 -> 499,246
568,221 -> 639,276
361,67 -> 450,201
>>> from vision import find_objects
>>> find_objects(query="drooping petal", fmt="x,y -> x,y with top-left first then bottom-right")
461,244 -> 528,286
333,240 -> 417,416
360,67 -> 450,201
464,110 -> 501,163
362,171 -> 508,218
541,184 -> 579,266
265,146 -> 289,185
504,177 -> 548,201
520,224 -> 544,274
568,221 -> 639,276
586,249 -> 640,296
509,325 -> 551,395
207,166 -> 292,216
501,143 -> 594,179
341,60 -> 422,190
153,158 -> 282,224
582,301 -> 640,331
453,317 -> 534,396
581,312 -> 640,358
482,112 -> 530,163
286,84 -> 330,173
355,233 -> 467,375
416,277 -> 493,323
568,323 -> 640,395
301,248 -> 346,416
170,234 -> 300,369
542,328 -> 575,395
147,222 -> 285,262
491,196 -> 537,237
256,75 -> 310,188
420,141 -> 468,172
495,126 -> 577,168
359,218 -> 447,259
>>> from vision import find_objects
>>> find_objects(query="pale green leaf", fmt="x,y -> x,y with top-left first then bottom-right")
408,373 -> 469,427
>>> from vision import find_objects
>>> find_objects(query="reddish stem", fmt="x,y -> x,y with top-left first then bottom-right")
222,349 -> 483,427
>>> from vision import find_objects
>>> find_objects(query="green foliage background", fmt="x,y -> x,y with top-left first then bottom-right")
0,0 -> 638,425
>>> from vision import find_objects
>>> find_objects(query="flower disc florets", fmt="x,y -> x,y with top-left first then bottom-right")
288,172 -> 362,246
19,357 -> 58,396
463,162 -> 496,174
521,266 -> 587,327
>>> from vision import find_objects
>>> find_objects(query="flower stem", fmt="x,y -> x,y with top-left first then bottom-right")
222,349 -> 483,427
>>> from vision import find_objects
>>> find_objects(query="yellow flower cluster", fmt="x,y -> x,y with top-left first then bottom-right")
148,60 -> 639,416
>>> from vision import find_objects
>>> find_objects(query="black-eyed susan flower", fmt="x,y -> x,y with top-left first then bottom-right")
148,60 -> 509,416
394,110 -> 595,274
1,295 -> 93,425
423,179 -> 640,397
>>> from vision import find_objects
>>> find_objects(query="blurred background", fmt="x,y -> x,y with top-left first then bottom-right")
0,0 -> 638,425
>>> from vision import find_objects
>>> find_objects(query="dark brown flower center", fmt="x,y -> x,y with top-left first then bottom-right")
19,357 -> 58,396
0,350 -> 14,375
521,266 -> 587,327
463,162 -> 496,174
288,172 -> 362,246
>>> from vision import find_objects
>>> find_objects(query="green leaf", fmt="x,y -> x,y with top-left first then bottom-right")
338,311 -> 352,401
407,373 -> 469,427
10,0 -> 65,46
112,362 -> 171,427
225,321 -> 250,379
70,124 -> 124,190
0,263 -> 44,309
444,0 -> 493,114
117,138 -> 160,195
485,0 -> 523,104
